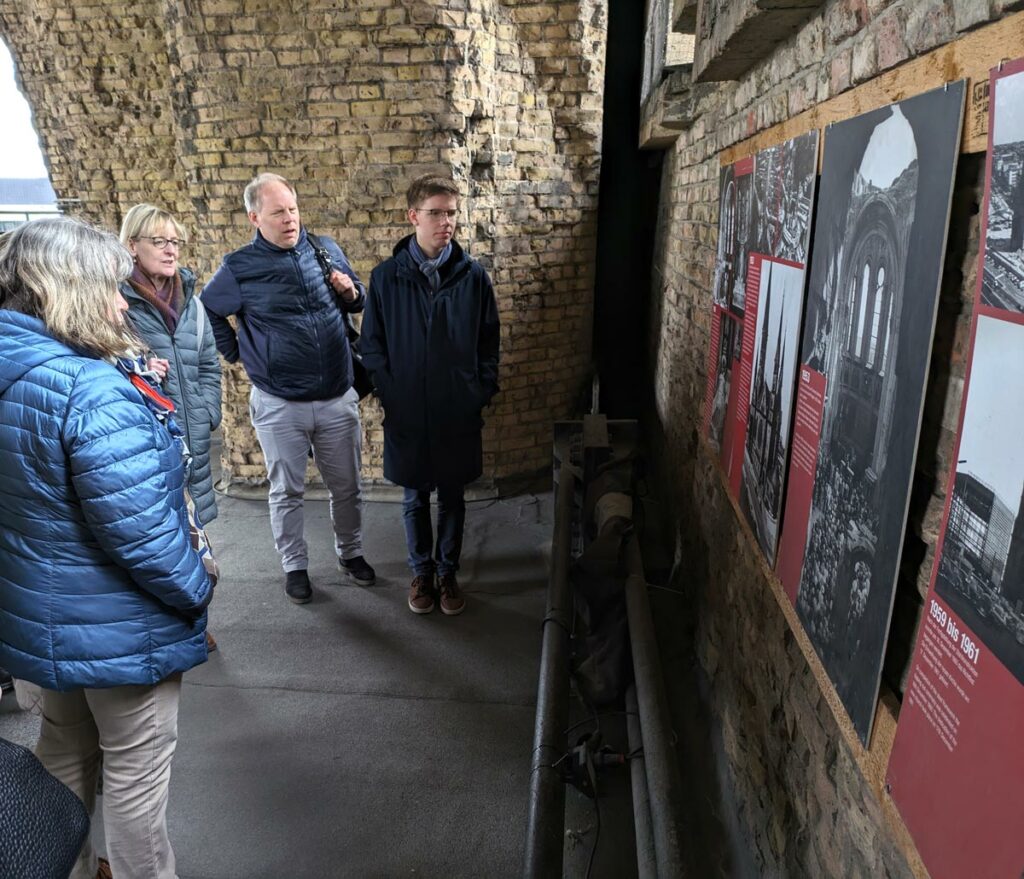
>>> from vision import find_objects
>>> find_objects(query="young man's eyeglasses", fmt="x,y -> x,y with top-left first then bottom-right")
136,236 -> 184,250
415,209 -> 458,221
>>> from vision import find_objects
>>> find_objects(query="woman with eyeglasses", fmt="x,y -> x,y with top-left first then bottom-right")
120,206 -> 222,649
0,217 -> 213,879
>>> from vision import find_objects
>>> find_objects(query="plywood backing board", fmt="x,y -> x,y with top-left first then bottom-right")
721,11 -> 1024,167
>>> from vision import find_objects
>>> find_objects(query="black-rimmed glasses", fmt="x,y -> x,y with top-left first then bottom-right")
136,236 -> 184,250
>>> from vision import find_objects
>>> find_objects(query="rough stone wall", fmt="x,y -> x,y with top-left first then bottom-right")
0,0 -> 606,487
647,0 -> 1018,875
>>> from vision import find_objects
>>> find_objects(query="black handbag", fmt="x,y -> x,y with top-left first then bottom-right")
307,232 -> 374,400
0,736 -> 91,878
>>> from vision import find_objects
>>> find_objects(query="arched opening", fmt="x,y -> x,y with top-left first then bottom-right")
0,38 -> 57,230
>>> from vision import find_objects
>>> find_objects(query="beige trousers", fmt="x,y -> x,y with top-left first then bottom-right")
35,675 -> 182,879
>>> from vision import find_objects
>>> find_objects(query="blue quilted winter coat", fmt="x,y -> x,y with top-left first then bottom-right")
0,309 -> 212,691
122,268 -> 222,525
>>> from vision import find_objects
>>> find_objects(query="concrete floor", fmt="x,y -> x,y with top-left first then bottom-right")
0,454 -> 744,878
1,486 -> 558,878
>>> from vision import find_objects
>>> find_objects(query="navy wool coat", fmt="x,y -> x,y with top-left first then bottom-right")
123,268 -> 223,525
0,310 -> 212,691
361,237 -> 500,489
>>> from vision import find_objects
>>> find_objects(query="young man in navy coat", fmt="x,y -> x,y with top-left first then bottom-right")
361,175 -> 500,615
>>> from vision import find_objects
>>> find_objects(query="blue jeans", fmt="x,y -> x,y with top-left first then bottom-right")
402,484 -> 466,577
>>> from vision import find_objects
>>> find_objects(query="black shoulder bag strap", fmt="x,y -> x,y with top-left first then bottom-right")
306,232 -> 373,400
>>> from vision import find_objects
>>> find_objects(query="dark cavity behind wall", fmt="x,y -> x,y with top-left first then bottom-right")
593,0 -> 663,419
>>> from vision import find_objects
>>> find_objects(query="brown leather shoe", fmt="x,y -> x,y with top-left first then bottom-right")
97,857 -> 113,879
438,573 -> 466,616
408,574 -> 435,614
205,631 -> 218,653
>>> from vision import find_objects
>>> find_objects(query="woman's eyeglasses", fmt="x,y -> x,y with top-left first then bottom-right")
137,236 -> 184,250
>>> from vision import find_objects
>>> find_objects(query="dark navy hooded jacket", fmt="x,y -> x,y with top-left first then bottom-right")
201,228 -> 365,401
361,236 -> 500,489
0,310 -> 212,691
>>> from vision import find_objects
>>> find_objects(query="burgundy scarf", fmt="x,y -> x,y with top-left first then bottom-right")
126,265 -> 183,332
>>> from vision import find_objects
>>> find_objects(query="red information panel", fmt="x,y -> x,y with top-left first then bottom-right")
887,59 -> 1024,879
775,365 -> 826,603
704,131 -> 819,574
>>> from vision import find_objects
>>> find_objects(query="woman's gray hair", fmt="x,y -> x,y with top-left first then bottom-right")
0,216 -> 138,359
244,173 -> 296,213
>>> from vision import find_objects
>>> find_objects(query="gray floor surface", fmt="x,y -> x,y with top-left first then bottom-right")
2,488 -> 555,879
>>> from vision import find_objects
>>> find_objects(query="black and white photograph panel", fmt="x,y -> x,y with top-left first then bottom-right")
751,130 -> 819,265
936,315 -> 1024,684
740,259 -> 805,564
982,67 -> 1024,313
793,81 -> 966,742
708,310 -> 741,451
713,163 -> 753,315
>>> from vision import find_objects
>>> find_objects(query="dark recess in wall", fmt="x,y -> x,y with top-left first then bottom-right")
593,0 -> 663,419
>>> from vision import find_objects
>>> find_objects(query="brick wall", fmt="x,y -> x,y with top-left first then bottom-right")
0,0 -> 607,488
647,0 -> 1020,875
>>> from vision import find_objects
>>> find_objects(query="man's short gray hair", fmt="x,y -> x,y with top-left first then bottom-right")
244,173 -> 296,214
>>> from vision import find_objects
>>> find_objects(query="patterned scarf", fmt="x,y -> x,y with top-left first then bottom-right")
126,265 -> 183,332
408,238 -> 452,292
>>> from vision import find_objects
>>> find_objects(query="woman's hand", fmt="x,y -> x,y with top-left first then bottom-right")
146,357 -> 170,382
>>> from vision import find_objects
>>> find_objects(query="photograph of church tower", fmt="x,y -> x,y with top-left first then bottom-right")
740,258 -> 805,564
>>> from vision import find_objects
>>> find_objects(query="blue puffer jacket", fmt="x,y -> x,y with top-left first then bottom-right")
202,229 -> 365,401
0,310 -> 212,692
122,268 -> 223,525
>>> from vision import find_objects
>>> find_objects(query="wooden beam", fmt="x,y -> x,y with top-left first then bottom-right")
720,11 -> 1024,166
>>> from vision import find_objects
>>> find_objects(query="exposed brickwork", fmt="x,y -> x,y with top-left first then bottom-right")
0,0 -> 606,489
647,0 -> 1014,874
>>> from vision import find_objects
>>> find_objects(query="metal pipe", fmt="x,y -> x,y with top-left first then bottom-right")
626,683 -> 657,879
624,535 -> 686,877
523,469 -> 576,878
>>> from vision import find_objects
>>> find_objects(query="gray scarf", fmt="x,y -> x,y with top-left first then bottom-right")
408,238 -> 452,292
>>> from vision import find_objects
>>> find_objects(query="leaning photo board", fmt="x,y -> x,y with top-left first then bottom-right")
774,81 -> 967,744
887,60 -> 1024,879
703,131 -> 819,568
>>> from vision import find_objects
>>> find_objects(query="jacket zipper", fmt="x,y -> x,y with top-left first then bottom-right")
295,247 -> 326,391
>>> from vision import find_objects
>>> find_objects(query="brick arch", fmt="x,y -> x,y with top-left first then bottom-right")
0,0 -> 606,489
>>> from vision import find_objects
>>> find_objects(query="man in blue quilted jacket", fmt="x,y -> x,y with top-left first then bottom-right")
203,173 -> 375,604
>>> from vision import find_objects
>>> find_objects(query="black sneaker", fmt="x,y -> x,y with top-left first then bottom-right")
339,555 -> 376,586
0,667 -> 13,693
285,570 -> 312,604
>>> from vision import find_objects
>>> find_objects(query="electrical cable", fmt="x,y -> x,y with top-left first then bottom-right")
584,791 -> 601,879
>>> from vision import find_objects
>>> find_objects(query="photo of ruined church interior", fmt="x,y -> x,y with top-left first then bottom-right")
935,315 -> 1024,684
713,162 -> 753,314
741,259 -> 805,564
749,130 -> 818,265
791,82 -> 966,742
708,308 -> 742,450
982,67 -> 1024,313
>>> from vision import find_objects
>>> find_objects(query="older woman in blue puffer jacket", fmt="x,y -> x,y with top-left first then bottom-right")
0,217 -> 212,879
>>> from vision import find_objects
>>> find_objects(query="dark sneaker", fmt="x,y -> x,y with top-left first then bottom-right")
438,573 -> 466,616
339,555 -> 376,586
0,667 -> 13,693
285,570 -> 312,604
408,574 -> 436,614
